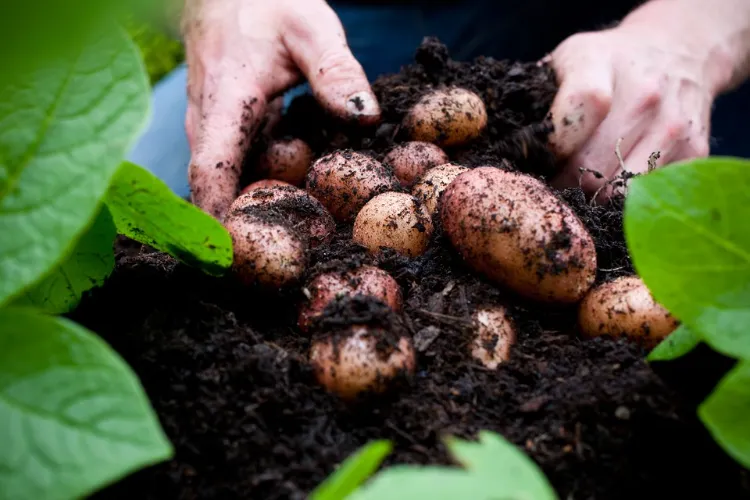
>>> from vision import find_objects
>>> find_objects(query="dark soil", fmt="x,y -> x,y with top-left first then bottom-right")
78,39 -> 749,500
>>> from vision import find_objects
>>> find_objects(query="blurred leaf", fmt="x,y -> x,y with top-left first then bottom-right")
647,325 -> 701,362
310,441 -> 392,500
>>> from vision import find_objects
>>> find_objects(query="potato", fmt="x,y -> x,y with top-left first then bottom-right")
310,325 -> 416,400
441,167 -> 597,303
299,266 -> 402,332
411,163 -> 469,215
256,138 -> 313,186
240,179 -> 293,195
578,275 -> 679,347
471,306 -> 516,369
224,217 -> 306,288
403,87 -> 487,147
229,185 -> 334,248
306,150 -> 399,222
384,141 -> 449,188
353,192 -> 434,257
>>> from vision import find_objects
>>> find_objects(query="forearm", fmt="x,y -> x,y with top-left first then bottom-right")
622,0 -> 750,93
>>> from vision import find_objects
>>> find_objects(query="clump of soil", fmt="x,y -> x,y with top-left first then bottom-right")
79,38 -> 749,500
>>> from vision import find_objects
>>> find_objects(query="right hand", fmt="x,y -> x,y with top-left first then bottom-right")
182,0 -> 380,220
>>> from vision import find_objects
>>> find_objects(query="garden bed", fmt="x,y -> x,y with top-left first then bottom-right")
76,39 -> 749,499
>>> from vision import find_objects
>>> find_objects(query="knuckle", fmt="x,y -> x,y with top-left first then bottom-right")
662,118 -> 691,143
633,83 -> 662,112
685,137 -> 710,158
315,48 -> 361,82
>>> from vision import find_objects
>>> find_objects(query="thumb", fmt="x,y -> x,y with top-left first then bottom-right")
547,42 -> 614,160
282,2 -> 380,125
188,78 -> 267,220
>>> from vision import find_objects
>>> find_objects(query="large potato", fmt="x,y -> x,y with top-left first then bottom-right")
441,167 -> 597,303
384,141 -> 449,188
353,192 -> 434,257
411,163 -> 469,216
403,88 -> 488,147
578,275 -> 679,347
256,138 -> 313,186
299,266 -> 403,332
229,185 -> 334,248
306,150 -> 399,222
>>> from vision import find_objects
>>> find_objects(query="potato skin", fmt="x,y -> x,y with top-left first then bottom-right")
353,192 -> 434,257
299,266 -> 403,332
310,326 -> 416,400
441,167 -> 597,303
229,185 -> 335,248
306,150 -> 399,222
403,88 -> 488,147
471,306 -> 516,369
384,141 -> 449,188
578,275 -> 679,347
256,138 -> 313,186
224,217 -> 306,288
411,163 -> 469,216
240,179 -> 293,195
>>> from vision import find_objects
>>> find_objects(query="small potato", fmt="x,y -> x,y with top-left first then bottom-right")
411,163 -> 469,215
353,192 -> 434,257
224,217 -> 306,288
299,266 -> 403,332
306,150 -> 399,222
578,275 -> 679,347
229,185 -> 335,248
310,325 -> 416,400
384,141 -> 449,188
403,87 -> 488,147
256,138 -> 313,186
441,167 -> 597,303
240,179 -> 293,195
471,306 -> 516,369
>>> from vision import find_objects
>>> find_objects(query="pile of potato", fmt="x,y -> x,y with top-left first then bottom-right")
223,86 -> 678,400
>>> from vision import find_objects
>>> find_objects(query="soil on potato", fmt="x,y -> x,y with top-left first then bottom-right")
77,39 -> 749,500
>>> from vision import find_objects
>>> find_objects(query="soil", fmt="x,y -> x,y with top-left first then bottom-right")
77,39 -> 750,500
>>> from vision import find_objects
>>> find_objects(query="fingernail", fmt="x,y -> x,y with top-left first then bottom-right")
346,91 -> 380,119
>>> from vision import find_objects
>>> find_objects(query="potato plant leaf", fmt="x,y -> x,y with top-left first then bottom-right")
105,162 -> 232,275
624,158 -> 750,359
347,431 -> 557,500
698,361 -> 750,468
0,26 -> 149,306
310,440 -> 392,500
10,206 -> 116,314
647,325 -> 702,362
0,308 -> 173,500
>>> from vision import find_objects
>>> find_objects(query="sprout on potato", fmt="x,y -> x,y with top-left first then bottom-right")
411,163 -> 469,216
306,150 -> 399,222
353,192 -> 434,257
441,166 -> 597,303
256,138 -> 313,186
578,275 -> 679,347
299,266 -> 403,332
471,306 -> 516,369
403,87 -> 488,147
384,141 -> 449,188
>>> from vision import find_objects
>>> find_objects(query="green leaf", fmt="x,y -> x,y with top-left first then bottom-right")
699,361 -> 750,468
624,158 -> 750,359
0,27 -> 149,306
0,308 -> 173,500
310,440 -> 392,500
346,432 -> 557,500
105,162 -> 232,275
11,206 -> 116,314
647,325 -> 702,362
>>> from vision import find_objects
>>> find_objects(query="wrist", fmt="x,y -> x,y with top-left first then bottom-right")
620,0 -> 750,95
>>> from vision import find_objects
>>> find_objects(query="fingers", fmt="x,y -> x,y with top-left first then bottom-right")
188,77 -> 267,220
282,2 -> 380,125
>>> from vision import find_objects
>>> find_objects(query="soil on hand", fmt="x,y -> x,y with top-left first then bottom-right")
77,39 -> 749,500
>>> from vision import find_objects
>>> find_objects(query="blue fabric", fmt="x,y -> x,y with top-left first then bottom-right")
128,2 -> 750,197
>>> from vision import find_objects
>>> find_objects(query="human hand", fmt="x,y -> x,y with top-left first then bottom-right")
546,2 -> 739,200
182,0 -> 379,219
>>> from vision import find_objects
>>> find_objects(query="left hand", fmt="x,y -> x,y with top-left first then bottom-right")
546,13 -> 731,200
